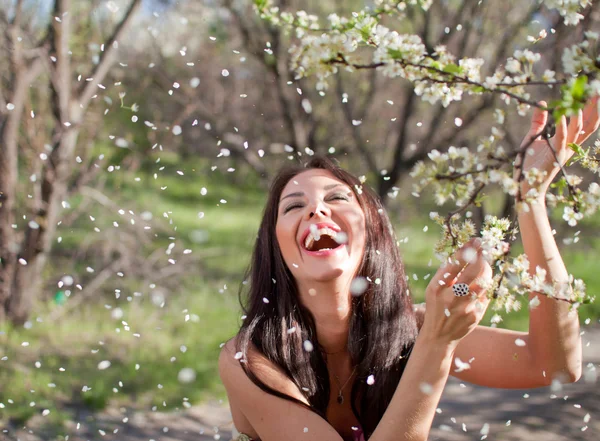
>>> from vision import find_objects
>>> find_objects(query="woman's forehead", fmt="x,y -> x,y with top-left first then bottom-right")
282,169 -> 346,192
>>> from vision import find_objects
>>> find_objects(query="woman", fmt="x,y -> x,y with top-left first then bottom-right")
219,99 -> 599,441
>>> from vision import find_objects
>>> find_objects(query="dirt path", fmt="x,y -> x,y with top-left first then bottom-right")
428,325 -> 600,441
5,326 -> 599,441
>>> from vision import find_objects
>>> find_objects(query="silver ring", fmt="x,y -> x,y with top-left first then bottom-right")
452,283 -> 470,297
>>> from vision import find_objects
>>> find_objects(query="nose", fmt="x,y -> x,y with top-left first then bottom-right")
305,200 -> 330,220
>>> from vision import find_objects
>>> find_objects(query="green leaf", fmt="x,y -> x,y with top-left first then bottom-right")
360,27 -> 372,41
549,99 -> 565,121
550,177 -> 565,191
571,75 -> 588,101
474,193 -> 488,207
387,48 -> 404,59
566,143 -> 589,166
254,0 -> 267,10
555,76 -> 589,120
442,63 -> 462,75
568,142 -> 583,155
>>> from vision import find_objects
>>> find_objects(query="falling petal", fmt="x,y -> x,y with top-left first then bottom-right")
350,277 -> 368,296
97,360 -> 111,370
178,368 -> 196,383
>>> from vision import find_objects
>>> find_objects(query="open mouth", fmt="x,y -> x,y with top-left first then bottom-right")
305,232 -> 341,252
301,225 -> 347,253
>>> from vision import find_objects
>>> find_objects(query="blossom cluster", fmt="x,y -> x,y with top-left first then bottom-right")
544,0 -> 592,25
255,0 -> 597,106
429,211 -> 593,311
410,126 -> 599,308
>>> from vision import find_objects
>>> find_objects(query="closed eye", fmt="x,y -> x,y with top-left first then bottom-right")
282,193 -> 350,214
283,203 -> 303,213
329,194 -> 350,202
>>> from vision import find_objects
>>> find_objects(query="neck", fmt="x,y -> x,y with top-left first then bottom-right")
296,277 -> 352,354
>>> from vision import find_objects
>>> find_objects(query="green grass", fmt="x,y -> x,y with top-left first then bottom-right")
1,156 -> 254,432
2,154 -> 600,434
0,280 -> 240,432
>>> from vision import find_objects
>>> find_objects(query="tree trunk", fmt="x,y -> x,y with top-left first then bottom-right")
0,58 -> 42,321
0,113 -> 19,323
0,0 -> 142,324
6,128 -> 79,323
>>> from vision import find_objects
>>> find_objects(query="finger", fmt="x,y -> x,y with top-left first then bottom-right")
521,101 -> 548,148
567,109 -> 583,146
465,294 -> 490,319
468,263 -> 493,298
462,268 -> 493,316
578,95 -> 600,145
554,114 -> 568,151
429,257 -> 465,291
429,238 -> 481,290
452,253 -> 487,297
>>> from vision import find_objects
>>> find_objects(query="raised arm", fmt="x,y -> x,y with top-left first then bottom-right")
450,97 -> 599,388
220,240 -> 491,441
515,98 -> 598,381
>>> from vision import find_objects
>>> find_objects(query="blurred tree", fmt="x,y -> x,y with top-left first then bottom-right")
1,0 -> 597,323
120,0 -> 598,212
0,0 -> 142,324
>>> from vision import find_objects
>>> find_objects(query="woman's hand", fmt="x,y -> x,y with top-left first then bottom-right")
514,96 -> 600,198
420,238 -> 492,350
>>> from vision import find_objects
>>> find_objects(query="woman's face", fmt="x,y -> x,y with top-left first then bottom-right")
275,169 -> 366,285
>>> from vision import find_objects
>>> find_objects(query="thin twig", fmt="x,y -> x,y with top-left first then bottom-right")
327,55 -> 571,109
443,182 -> 486,245
542,136 -> 580,212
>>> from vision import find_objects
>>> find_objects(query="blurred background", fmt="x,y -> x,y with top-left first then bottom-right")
1,0 -> 599,440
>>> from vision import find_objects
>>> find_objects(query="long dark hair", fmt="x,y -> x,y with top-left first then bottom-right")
235,155 -> 418,438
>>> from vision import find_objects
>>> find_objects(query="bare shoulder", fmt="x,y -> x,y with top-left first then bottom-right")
218,336 -> 241,375
218,336 -> 341,441
218,335 -> 308,405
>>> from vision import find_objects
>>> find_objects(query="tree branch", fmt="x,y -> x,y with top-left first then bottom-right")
77,0 -> 142,111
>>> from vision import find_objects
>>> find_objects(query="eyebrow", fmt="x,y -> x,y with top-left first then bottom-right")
280,184 -> 344,202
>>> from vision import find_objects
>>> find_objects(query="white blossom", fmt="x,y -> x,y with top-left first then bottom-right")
562,206 -> 583,226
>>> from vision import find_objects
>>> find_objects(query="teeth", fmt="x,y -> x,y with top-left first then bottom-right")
309,224 -> 320,242
304,227 -> 341,250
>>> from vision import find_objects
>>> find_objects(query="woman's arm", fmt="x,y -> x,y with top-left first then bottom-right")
514,101 -> 586,383
516,98 -> 598,382
368,332 -> 455,440
449,97 -> 599,388
518,196 -> 581,382
448,201 -> 582,387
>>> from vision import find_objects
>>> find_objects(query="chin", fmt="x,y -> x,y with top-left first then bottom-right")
295,263 -> 356,284
310,268 -> 345,282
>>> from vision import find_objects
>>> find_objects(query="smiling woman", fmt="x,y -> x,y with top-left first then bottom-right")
219,99 -> 594,441
276,169 -> 367,287
222,157 -> 417,441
